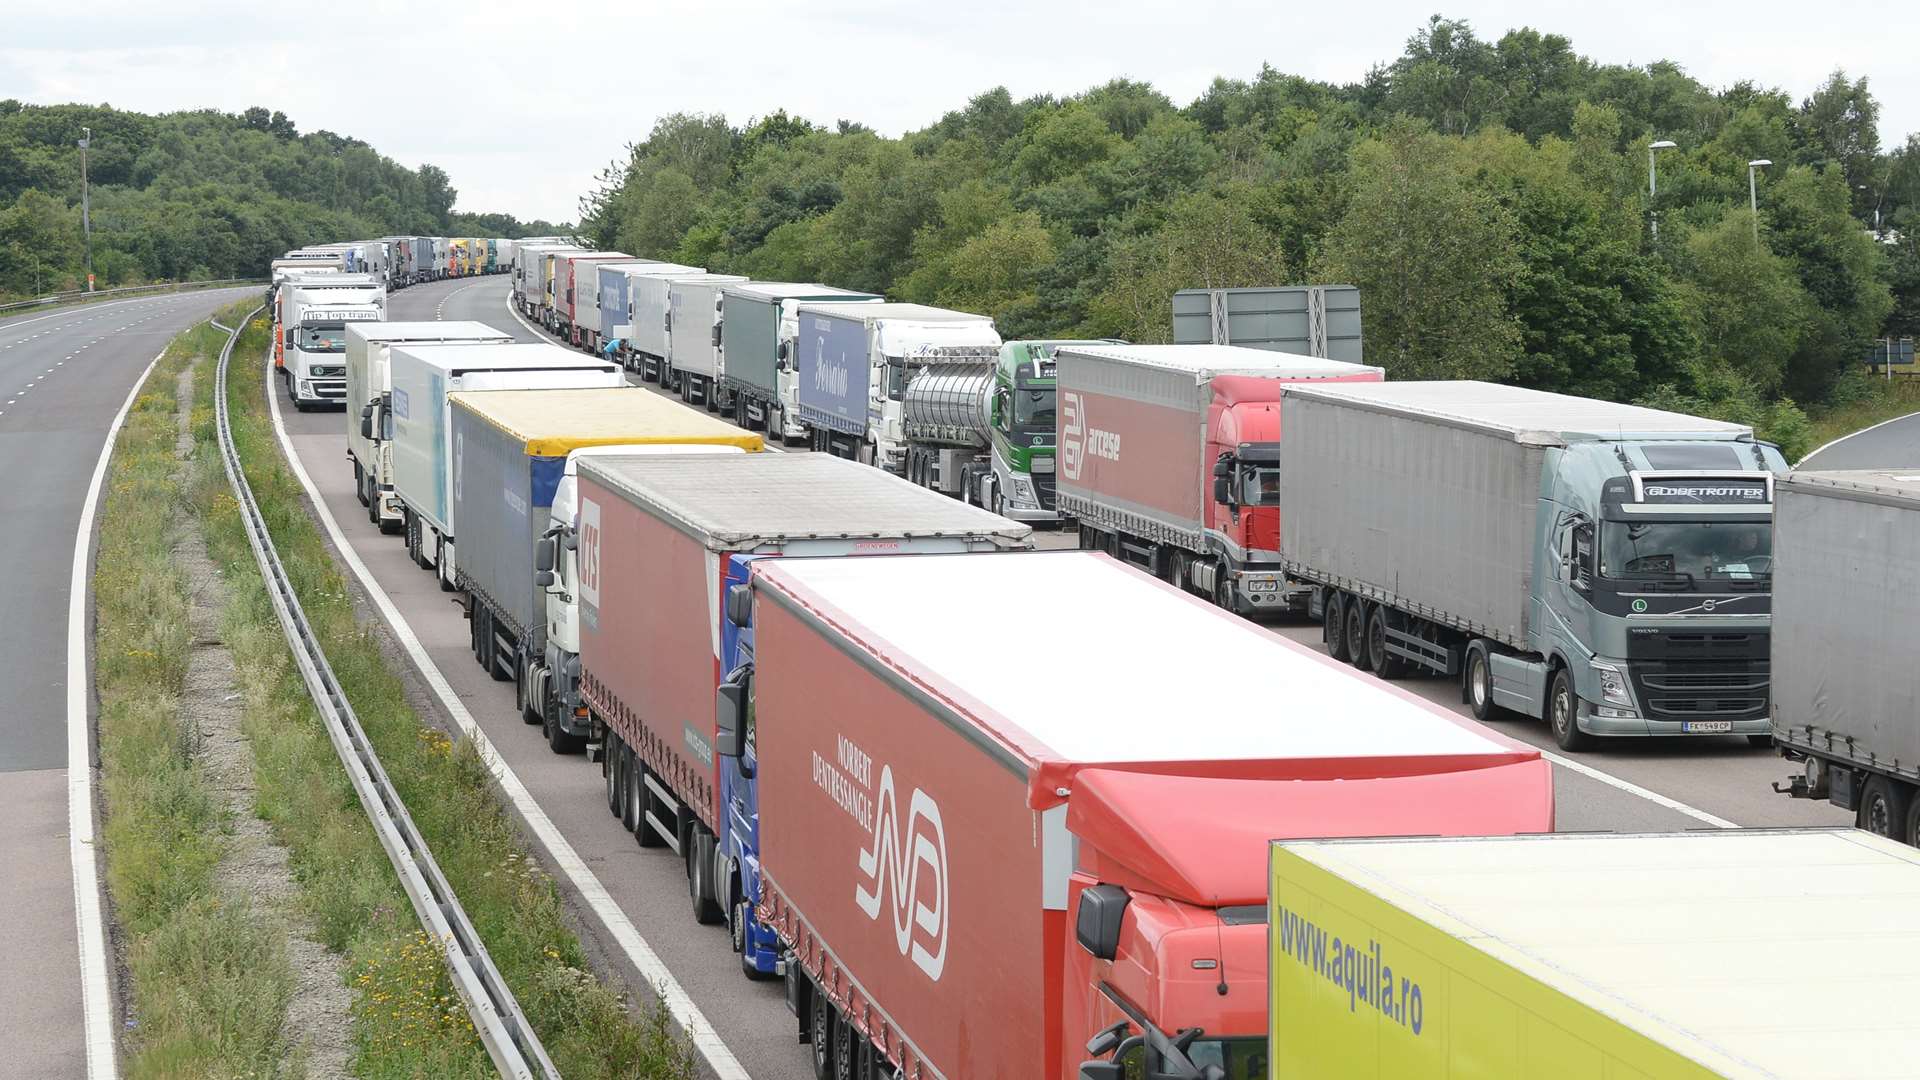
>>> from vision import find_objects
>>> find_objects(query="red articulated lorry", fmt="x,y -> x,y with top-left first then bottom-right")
1057,343 -> 1382,617
734,549 -> 1553,1080
573,453 -> 1031,923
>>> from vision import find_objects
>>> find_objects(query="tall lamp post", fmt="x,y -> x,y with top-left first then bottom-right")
1647,139 -> 1676,242
1747,159 -> 1771,241
78,126 -> 93,292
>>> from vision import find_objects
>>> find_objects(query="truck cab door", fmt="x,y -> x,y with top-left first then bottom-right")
1542,508 -> 1596,654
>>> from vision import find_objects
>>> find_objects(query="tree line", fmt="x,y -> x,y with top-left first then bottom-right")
577,17 -> 1920,457
0,101 -> 561,300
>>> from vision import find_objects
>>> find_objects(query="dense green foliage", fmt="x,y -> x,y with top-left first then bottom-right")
0,101 -> 560,297
578,17 -> 1917,454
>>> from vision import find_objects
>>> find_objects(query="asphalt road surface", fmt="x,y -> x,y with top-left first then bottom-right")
1799,409 -> 1920,470
0,286 -> 258,1077
278,275 -> 1849,1079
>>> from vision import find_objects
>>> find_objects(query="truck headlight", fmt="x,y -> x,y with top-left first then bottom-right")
1591,661 -> 1633,707
1009,477 -> 1038,507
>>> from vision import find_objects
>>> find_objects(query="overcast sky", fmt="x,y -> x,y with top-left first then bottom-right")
2,1 -> 1913,223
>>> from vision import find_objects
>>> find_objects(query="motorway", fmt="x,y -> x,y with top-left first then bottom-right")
0,286 -> 258,1077
1799,408 -> 1920,470
276,275 -> 1849,1078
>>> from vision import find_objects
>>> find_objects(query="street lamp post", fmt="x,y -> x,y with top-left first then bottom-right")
1747,159 -> 1771,241
78,126 -> 93,292
1648,140 -> 1676,242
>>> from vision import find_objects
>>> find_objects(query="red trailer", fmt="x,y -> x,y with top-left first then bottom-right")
554,251 -> 633,345
1056,344 -> 1381,617
573,453 -> 1029,922
740,550 -> 1553,1080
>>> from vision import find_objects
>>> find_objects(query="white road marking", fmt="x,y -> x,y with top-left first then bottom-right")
68,347 -> 169,1080
260,338 -> 753,1080
1536,749 -> 1736,828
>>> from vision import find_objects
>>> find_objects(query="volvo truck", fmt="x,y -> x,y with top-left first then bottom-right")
277,272 -> 387,410
1279,381 -> 1787,751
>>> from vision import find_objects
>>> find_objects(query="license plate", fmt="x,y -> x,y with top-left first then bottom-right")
1683,721 -> 1734,734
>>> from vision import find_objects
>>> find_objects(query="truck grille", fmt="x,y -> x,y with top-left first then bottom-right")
1033,471 -> 1056,511
1629,662 -> 1769,721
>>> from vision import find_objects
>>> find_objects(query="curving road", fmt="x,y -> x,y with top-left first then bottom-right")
261,274 -> 1856,1077
0,286 -> 259,1077
1799,410 -> 1920,471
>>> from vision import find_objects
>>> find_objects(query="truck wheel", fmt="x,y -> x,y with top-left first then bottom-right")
365,482 -> 380,526
610,737 -> 628,820
1859,776 -> 1911,839
736,901 -> 773,981
831,1013 -> 857,1080
354,463 -> 369,506
436,538 -> 454,592
809,993 -> 834,1079
688,830 -> 724,924
1548,667 -> 1594,751
1903,794 -> 1920,848
1465,647 -> 1509,722
855,1036 -> 879,1080
605,733 -> 620,816
1367,606 -> 1404,679
1324,593 -> 1350,662
1344,599 -> 1372,672
545,699 -> 583,754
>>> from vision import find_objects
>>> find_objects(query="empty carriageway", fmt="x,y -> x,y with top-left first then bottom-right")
0,285 -> 258,1077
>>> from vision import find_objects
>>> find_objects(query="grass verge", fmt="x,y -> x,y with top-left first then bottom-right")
191,311 -> 694,1077
94,300 -> 297,1077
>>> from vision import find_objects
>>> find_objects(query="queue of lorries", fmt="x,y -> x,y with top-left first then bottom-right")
263,235 -> 1920,1077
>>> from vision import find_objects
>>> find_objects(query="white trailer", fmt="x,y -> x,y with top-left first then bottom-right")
386,343 -> 624,590
665,274 -> 748,410
346,321 -> 515,532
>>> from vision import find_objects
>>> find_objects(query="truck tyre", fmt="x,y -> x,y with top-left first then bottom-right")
1903,793 -> 1920,848
366,482 -> 380,526
545,700 -> 583,754
1859,776 -> 1911,839
472,606 -> 490,669
436,538 -> 455,592
855,1037 -> 878,1079
809,993 -> 834,1079
831,1013 -> 856,1080
1344,599 -> 1373,672
688,829 -> 724,924
1324,593 -> 1350,662
1548,667 -> 1594,751
605,733 -> 620,816
354,463 -> 369,506
1465,646 -> 1509,722
1367,606 -> 1405,679
610,737 -> 628,821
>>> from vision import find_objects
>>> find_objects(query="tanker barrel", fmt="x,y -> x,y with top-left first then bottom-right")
903,364 -> 994,446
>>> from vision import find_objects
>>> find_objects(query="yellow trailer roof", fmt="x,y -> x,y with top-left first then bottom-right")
1270,829 -> 1920,1079
449,387 -> 762,457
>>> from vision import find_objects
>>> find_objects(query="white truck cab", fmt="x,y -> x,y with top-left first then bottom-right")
279,272 -> 386,410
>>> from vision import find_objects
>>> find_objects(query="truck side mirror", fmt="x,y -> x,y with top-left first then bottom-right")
1213,475 -> 1233,505
711,324 -> 722,347
534,535 -> 557,574
1075,884 -> 1130,961
777,341 -> 789,361
1085,1021 -> 1129,1058
725,583 -> 752,628
359,404 -> 376,440
714,680 -> 744,758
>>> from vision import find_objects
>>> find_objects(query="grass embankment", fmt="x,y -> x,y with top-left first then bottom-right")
1805,378 -> 1920,457
94,303 -> 296,1076
190,312 -> 693,1077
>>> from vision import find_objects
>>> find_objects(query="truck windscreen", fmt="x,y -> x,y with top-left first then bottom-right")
296,323 -> 349,353
1600,520 -> 1771,583
1012,383 -> 1054,427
